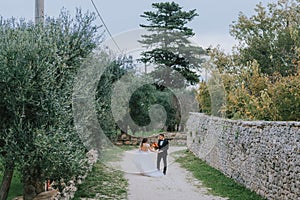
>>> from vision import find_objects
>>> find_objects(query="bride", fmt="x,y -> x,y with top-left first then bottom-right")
133,138 -> 164,177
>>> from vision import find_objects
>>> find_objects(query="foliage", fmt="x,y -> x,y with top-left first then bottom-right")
229,0 -> 300,76
95,55 -> 129,140
139,1 -> 206,86
0,8 -> 101,197
109,67 -> 189,134
196,81 -> 211,115
129,84 -> 180,132
134,2 -> 205,132
268,71 -> 300,121
129,84 -> 158,128
221,62 -> 277,120
196,0 -> 300,121
197,57 -> 300,121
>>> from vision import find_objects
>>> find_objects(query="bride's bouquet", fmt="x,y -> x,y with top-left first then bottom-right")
151,142 -> 159,150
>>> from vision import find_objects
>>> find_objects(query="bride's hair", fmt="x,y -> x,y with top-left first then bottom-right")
140,138 -> 148,148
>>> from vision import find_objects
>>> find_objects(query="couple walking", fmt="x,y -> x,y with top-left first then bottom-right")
135,134 -> 169,177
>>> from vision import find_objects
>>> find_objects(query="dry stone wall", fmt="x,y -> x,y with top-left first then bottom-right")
186,112 -> 300,200
115,132 -> 187,146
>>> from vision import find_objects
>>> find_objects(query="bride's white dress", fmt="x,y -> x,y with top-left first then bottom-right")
133,145 -> 164,177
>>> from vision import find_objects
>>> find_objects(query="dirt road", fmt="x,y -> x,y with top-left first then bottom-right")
121,146 -> 228,200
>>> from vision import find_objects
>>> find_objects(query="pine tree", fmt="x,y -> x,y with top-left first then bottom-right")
139,1 -> 206,88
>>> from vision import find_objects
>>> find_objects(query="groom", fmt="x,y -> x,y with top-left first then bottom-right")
157,133 -> 169,175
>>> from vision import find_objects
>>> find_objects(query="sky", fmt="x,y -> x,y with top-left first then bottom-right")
0,0 -> 279,53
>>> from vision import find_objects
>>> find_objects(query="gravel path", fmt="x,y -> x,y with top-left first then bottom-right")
121,146 -> 228,200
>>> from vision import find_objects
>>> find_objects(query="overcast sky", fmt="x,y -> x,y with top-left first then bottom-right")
0,0 -> 278,53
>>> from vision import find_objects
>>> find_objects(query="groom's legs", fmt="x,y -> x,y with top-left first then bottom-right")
162,155 -> 167,167
162,155 -> 167,175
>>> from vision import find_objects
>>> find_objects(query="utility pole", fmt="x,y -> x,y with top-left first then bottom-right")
35,0 -> 44,24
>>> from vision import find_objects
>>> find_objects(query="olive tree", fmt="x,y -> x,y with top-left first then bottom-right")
0,9 -> 101,200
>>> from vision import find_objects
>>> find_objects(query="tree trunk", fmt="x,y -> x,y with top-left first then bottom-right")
0,160 -> 14,200
179,124 -> 185,132
23,166 -> 45,200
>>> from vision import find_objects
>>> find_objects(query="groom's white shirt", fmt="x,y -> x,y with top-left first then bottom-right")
159,140 -> 163,146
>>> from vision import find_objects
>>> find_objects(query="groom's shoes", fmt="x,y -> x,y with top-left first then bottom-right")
163,167 -> 167,175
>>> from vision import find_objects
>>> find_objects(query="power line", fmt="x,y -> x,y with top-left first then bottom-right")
90,0 -> 122,53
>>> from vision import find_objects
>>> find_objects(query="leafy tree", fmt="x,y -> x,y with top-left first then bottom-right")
221,62 -> 300,121
109,71 -> 183,134
136,2 -> 205,132
139,1 -> 206,87
128,84 -> 179,132
0,9 -> 100,200
95,55 -> 131,140
129,84 -> 157,129
199,56 -> 300,121
229,0 -> 300,76
196,81 -> 211,115
268,71 -> 300,121
196,0 -> 300,121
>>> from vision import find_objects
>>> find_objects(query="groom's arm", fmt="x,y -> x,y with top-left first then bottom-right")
165,140 -> 169,150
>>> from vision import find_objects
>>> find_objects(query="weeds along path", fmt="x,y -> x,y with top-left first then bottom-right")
121,146 -> 228,200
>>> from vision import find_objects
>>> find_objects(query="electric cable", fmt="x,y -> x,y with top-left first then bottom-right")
90,0 -> 122,53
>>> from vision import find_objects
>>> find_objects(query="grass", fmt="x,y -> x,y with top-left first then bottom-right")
74,145 -> 131,199
73,162 -> 128,200
99,144 -> 138,163
176,150 -> 266,200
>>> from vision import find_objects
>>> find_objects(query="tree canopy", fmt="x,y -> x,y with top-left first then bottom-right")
230,0 -> 300,76
197,0 -> 300,121
139,1 -> 206,87
0,9 -> 101,199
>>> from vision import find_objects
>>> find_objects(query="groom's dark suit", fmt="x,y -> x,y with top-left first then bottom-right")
157,138 -> 169,175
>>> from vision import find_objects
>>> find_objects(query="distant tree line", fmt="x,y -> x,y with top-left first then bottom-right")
197,0 -> 300,121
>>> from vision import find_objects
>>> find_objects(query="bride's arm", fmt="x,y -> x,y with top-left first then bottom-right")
138,143 -> 143,151
148,145 -> 157,152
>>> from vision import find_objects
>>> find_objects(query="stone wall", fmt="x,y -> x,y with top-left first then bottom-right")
115,132 -> 187,146
186,112 -> 300,200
